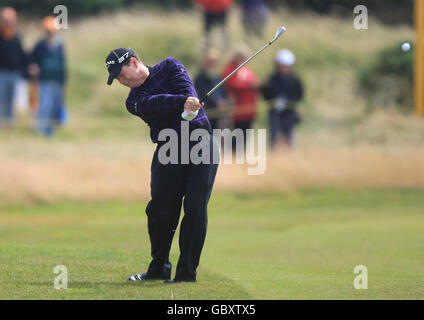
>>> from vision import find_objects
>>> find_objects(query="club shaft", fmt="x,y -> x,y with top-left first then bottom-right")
199,41 -> 273,104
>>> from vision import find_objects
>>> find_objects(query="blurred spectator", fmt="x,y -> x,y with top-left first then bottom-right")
262,49 -> 303,149
29,16 -> 68,137
193,0 -> 233,53
241,0 -> 269,41
194,48 -> 226,130
0,7 -> 28,129
222,47 -> 259,149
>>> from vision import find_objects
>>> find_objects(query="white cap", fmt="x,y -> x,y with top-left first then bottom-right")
275,49 -> 296,66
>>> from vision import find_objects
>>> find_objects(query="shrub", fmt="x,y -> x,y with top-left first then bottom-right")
358,43 -> 414,112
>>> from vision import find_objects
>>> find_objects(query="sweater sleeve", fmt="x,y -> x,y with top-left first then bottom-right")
167,57 -> 198,97
126,58 -> 198,121
126,92 -> 188,122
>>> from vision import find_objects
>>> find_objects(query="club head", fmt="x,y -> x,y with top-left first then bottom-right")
270,26 -> 286,44
276,27 -> 286,39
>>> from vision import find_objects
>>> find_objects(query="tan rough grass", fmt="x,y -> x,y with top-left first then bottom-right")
1,143 -> 423,204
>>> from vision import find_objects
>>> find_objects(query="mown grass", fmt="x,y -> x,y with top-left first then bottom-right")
1,189 -> 423,299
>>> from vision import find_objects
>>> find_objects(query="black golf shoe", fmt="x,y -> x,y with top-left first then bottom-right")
128,272 -> 169,281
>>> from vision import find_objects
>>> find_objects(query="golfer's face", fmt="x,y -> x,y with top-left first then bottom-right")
118,60 -> 140,88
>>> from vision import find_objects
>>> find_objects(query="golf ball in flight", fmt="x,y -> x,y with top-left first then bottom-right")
401,43 -> 411,52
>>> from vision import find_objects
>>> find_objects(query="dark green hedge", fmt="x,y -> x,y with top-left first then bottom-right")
359,44 -> 414,112
0,0 -> 127,17
0,0 -> 414,24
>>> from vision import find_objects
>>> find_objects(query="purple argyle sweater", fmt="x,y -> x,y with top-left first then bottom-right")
126,57 -> 211,143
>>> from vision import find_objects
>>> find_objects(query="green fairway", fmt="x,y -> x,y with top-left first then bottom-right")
0,189 -> 423,299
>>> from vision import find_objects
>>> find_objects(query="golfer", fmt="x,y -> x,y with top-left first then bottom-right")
106,48 -> 218,283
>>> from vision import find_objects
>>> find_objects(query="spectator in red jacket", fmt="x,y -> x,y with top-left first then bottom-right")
193,0 -> 233,53
222,47 -> 259,150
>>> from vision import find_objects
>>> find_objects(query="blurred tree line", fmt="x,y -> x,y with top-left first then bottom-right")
0,0 -> 413,25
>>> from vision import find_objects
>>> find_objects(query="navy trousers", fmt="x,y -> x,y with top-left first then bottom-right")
145,133 -> 219,281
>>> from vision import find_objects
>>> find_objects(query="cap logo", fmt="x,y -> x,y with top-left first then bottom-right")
118,52 -> 129,63
106,60 -> 115,68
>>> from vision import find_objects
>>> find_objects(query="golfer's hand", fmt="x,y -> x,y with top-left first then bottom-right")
184,97 -> 204,114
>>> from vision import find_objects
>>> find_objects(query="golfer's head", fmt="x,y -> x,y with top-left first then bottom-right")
106,48 -> 143,88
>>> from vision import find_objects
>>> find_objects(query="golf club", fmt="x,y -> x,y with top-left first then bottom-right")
182,26 -> 287,121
